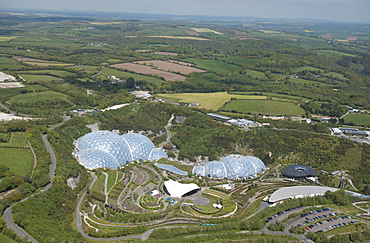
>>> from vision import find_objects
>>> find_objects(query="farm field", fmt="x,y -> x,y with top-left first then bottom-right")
219,57 -> 263,66
0,57 -> 25,69
190,28 -> 223,35
185,58 -> 242,74
322,72 -> 348,81
0,85 -> 48,100
288,78 -> 332,86
18,70 -> 76,77
315,50 -> 357,61
8,91 -> 69,104
343,113 -> 370,126
19,74 -> 61,83
12,56 -> 60,63
100,67 -> 164,85
246,69 -> 266,79
111,63 -> 186,81
134,60 -> 205,75
153,52 -> 178,56
221,99 -> 304,116
0,148 -> 33,176
24,62 -> 74,67
229,92 -> 305,100
157,92 -> 266,110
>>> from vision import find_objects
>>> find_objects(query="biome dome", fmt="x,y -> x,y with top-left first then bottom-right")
193,154 -> 265,179
73,131 -> 167,170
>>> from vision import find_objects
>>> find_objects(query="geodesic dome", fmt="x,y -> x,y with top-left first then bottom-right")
193,154 -> 265,179
74,130 -> 167,170
281,164 -> 316,179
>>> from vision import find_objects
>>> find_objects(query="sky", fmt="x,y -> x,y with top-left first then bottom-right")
2,0 -> 369,22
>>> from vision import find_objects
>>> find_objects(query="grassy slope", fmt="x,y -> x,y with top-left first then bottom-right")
157,92 -> 266,110
222,99 -> 304,116
343,113 -> 370,126
8,91 -> 68,104
0,148 -> 33,176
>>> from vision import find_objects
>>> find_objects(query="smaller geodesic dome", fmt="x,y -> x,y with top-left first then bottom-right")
74,130 -> 168,170
192,154 -> 265,179
281,164 -> 316,179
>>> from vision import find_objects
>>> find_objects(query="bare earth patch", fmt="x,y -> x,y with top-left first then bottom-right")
12,56 -> 59,63
0,82 -> 24,88
134,60 -> 205,75
111,63 -> 186,81
346,36 -> 358,41
183,30 -> 200,36
234,30 -> 247,36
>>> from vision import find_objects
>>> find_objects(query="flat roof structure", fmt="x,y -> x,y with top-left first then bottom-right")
269,186 -> 370,203
163,180 -> 200,198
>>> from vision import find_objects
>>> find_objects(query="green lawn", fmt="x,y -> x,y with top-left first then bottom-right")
107,171 -> 117,191
245,69 -> 266,79
156,92 -> 266,110
8,91 -> 69,104
343,113 -> 370,126
0,148 -> 33,176
184,58 -> 242,74
221,99 -> 304,116
70,65 -> 100,75
91,174 -> 105,194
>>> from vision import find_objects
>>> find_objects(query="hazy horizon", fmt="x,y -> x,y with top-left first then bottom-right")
1,0 -> 369,23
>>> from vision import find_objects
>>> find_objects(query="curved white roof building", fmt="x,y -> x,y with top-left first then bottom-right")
269,186 -> 370,203
193,154 -> 265,179
74,131 -> 167,170
163,180 -> 200,198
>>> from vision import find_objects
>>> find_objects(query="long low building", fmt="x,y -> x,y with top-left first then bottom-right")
269,185 -> 369,203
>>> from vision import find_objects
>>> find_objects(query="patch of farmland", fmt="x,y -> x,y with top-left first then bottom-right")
143,36 -> 209,41
191,28 -> 223,35
8,91 -> 69,104
183,29 -> 200,36
234,30 -> 247,36
167,60 -> 194,66
18,70 -> 76,77
153,52 -> 178,56
111,63 -> 186,81
221,99 -> 304,116
0,148 -> 33,176
19,74 -> 60,83
219,56 -> 263,66
134,60 -> 205,75
185,58 -> 242,74
293,66 -> 324,72
343,113 -> 370,126
12,56 -> 59,63
157,92 -> 266,110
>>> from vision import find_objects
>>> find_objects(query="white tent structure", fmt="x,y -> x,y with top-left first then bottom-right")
163,180 -> 200,198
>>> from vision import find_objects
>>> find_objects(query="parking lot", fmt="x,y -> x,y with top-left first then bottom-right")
283,208 -> 358,234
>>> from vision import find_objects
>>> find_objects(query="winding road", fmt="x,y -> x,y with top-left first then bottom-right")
3,116 -> 64,242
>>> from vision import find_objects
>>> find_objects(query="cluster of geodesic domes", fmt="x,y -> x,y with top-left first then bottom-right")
192,154 -> 265,179
73,131 -> 167,170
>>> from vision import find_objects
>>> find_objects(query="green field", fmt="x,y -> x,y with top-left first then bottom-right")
343,113 -> 370,126
0,148 -> 33,176
322,72 -> 348,81
24,62 -> 73,67
230,91 -> 305,100
185,58 -> 242,74
18,70 -> 76,78
0,84 -> 49,100
221,99 -> 304,116
20,74 -> 61,83
0,132 -> 29,148
316,50 -> 357,61
70,65 -> 100,75
289,78 -> 331,86
8,91 -> 69,104
0,234 -> 18,243
219,57 -> 263,66
246,69 -> 266,79
156,92 -> 266,110
0,57 -> 25,69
